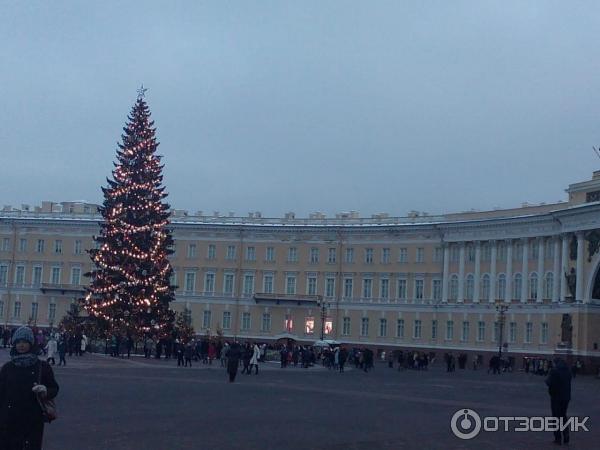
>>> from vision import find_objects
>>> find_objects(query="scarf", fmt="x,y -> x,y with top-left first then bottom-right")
10,348 -> 40,367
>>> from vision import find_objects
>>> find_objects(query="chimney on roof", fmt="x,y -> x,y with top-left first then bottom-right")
371,212 -> 389,219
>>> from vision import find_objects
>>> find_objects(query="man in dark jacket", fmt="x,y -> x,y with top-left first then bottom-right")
226,342 -> 242,382
545,358 -> 572,445
0,326 -> 59,450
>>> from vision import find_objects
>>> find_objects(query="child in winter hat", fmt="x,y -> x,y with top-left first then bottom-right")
12,326 -> 35,346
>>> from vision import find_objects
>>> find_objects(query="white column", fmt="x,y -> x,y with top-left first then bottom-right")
506,240 -> 513,303
489,240 -> 497,303
457,243 -> 465,303
560,234 -> 569,302
473,241 -> 481,303
521,238 -> 529,303
536,237 -> 544,303
552,237 -> 560,302
576,232 -> 585,302
442,244 -> 449,303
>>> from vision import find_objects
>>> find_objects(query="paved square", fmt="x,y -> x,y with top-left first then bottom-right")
2,350 -> 599,449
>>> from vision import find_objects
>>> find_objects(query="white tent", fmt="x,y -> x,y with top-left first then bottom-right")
313,339 -> 340,347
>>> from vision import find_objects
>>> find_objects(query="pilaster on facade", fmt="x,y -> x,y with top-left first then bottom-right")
489,240 -> 497,303
560,234 -> 569,302
473,241 -> 481,303
536,237 -> 544,303
576,231 -> 585,302
457,243 -> 465,303
552,237 -> 560,303
505,239 -> 513,304
521,238 -> 529,303
442,244 -> 449,303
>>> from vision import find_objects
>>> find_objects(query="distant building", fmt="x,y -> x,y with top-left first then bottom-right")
1,172 -> 600,370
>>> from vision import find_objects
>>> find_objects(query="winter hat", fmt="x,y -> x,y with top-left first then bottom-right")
12,326 -> 34,346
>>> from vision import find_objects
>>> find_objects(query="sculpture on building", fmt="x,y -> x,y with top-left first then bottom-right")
565,268 -> 576,300
560,314 -> 573,347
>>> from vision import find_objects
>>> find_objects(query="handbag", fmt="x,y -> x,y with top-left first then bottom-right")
36,363 -> 58,423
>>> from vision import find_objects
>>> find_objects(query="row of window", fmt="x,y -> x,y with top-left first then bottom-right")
354,318 -> 548,344
179,271 -> 432,299
178,271 -> 557,301
0,262 -> 558,302
0,300 -> 57,321
449,240 -> 556,263
0,237 -> 560,264
176,240 -> 561,264
182,244 -> 429,264
448,272 -> 556,301
0,238 -> 85,255
193,310 -> 550,345
0,265 -> 82,286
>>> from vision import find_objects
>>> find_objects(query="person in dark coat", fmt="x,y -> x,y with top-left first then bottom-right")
176,340 -> 185,367
226,342 -> 242,382
0,326 -> 59,450
57,338 -> 67,366
241,344 -> 252,375
184,342 -> 194,367
338,347 -> 348,373
546,358 -> 572,445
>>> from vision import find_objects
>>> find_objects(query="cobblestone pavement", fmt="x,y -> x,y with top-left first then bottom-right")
1,349 -> 599,450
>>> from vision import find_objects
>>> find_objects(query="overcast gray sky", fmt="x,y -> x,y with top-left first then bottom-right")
1,1 -> 599,217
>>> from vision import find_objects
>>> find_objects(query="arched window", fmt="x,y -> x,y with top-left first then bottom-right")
482,274 -> 490,300
449,275 -> 458,300
529,273 -> 538,300
513,273 -> 522,300
544,272 -> 554,300
497,274 -> 506,300
465,274 -> 474,300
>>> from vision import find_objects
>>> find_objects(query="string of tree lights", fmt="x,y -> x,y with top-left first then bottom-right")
84,88 -> 176,337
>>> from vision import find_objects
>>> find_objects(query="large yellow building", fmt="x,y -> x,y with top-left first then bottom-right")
1,172 -> 600,370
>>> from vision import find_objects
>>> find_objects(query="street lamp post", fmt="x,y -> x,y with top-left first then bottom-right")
316,296 -> 327,341
495,302 -> 509,359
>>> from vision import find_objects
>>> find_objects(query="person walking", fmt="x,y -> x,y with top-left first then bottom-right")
176,340 -> 184,367
184,342 -> 193,367
241,344 -> 252,375
220,343 -> 229,367
249,343 -> 260,375
45,335 -> 57,366
546,358 -> 572,445
57,338 -> 67,367
0,326 -> 59,450
339,347 -> 347,373
80,334 -> 88,356
226,342 -> 242,383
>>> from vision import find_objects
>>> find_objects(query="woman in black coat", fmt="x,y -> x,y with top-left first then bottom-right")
226,342 -> 242,382
0,326 -> 59,450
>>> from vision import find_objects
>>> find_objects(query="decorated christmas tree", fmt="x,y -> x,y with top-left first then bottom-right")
85,88 -> 175,337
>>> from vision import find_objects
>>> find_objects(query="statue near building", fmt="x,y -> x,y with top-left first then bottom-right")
560,314 -> 573,347
565,268 -> 577,300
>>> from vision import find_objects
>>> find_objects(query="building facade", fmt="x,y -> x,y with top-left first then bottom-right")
2,174 -> 600,369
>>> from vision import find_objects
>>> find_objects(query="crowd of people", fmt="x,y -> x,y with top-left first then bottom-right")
524,356 -> 584,378
0,324 -> 587,448
1,326 -> 88,368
